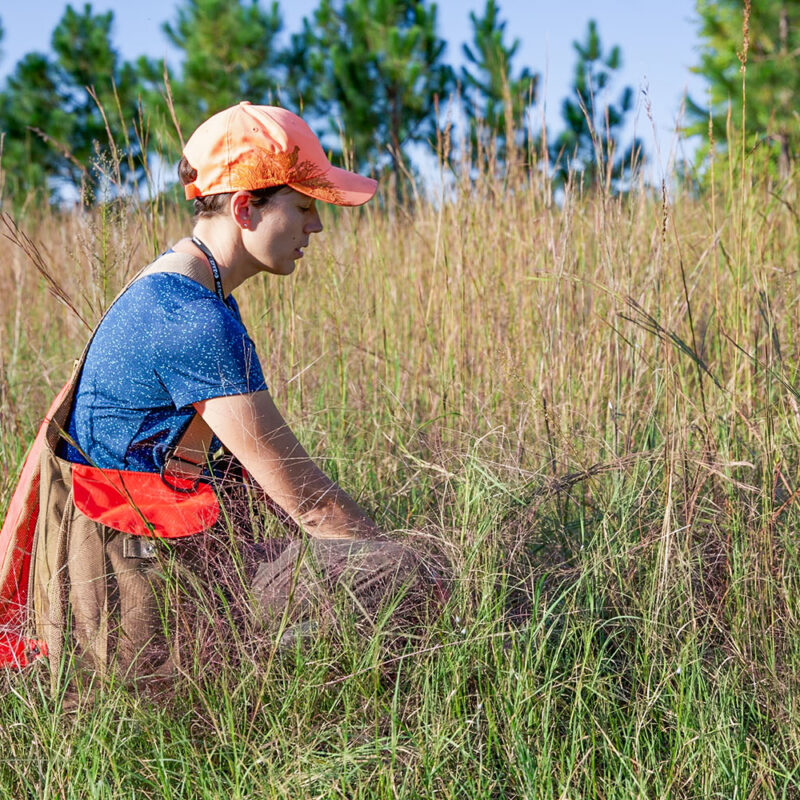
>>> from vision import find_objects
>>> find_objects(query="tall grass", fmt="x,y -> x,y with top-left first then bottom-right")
1,108 -> 799,797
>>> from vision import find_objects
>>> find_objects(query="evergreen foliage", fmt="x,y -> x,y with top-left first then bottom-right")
0,4 -> 140,206
460,0 -> 538,167
688,0 -> 799,178
290,0 -> 454,178
0,53 -> 68,204
0,1 -> 655,206
137,0 -> 285,158
51,4 -> 141,191
550,20 -> 643,190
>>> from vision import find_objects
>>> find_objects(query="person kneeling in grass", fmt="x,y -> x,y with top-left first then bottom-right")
28,102 -> 444,684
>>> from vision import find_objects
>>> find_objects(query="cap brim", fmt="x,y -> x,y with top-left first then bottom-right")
290,165 -> 377,207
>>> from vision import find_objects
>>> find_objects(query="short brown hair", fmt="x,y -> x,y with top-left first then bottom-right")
178,156 -> 286,218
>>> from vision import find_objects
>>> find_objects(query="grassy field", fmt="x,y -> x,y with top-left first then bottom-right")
1,140 -> 800,798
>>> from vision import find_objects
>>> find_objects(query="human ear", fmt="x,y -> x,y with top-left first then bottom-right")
230,191 -> 252,230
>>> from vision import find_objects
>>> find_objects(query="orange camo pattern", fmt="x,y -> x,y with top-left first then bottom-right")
230,146 -> 344,203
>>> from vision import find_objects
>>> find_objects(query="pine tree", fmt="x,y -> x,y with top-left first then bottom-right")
0,4 -> 140,206
290,0 -> 454,179
0,54 -> 70,205
51,4 -> 141,192
138,0 -> 284,155
550,19 -> 643,191
460,0 -> 538,168
688,0 -> 799,178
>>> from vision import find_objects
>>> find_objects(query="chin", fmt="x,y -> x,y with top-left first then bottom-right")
262,261 -> 296,276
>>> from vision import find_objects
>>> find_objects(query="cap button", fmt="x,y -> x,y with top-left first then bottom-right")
239,100 -> 252,106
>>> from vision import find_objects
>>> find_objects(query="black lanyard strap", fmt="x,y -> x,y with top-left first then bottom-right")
191,236 -> 227,304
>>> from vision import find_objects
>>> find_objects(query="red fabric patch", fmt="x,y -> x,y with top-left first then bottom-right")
0,382 -> 70,668
72,464 -> 219,537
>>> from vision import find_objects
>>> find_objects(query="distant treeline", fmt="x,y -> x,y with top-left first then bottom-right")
0,0 -> 795,207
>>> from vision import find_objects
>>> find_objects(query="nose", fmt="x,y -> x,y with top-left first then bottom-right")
305,208 -> 323,235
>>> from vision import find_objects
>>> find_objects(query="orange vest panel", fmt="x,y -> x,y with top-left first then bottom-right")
72,464 -> 220,538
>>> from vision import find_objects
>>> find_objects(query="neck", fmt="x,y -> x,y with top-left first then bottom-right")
184,218 -> 258,296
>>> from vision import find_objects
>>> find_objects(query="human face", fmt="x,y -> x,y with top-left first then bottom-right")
243,187 -> 324,276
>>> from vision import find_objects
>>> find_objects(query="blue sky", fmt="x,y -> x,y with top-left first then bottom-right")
2,0 -> 708,175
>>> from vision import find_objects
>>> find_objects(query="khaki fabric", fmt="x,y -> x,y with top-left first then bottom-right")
29,414 -> 170,684
29,442 -> 435,689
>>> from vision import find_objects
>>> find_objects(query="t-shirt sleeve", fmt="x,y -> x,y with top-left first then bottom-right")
154,296 -> 268,409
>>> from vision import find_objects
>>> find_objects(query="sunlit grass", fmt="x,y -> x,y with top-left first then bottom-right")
1,131 -> 799,797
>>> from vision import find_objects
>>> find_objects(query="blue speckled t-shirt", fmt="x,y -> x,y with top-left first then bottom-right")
61,271 -> 267,472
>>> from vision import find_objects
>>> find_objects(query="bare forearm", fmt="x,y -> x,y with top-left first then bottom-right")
293,473 -> 381,539
249,459 -> 380,540
197,391 -> 382,540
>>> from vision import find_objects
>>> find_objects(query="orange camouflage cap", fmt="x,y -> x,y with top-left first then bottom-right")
182,101 -> 377,206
